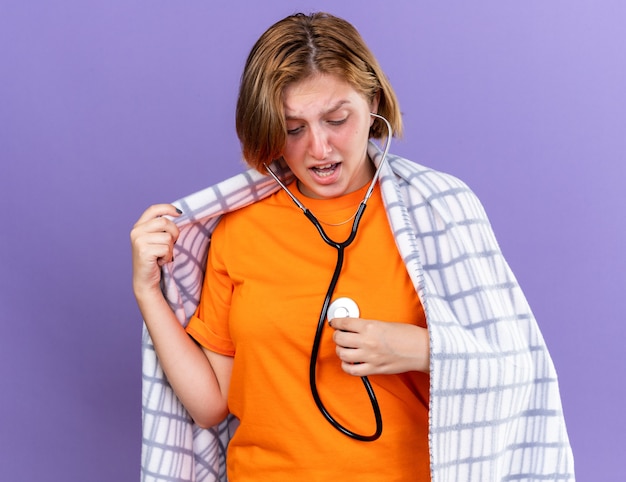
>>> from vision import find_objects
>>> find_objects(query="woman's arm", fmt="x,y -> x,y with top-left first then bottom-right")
131,204 -> 232,429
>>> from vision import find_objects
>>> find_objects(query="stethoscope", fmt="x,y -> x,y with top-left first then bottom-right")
264,113 -> 393,442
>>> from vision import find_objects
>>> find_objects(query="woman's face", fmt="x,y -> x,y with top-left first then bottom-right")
281,73 -> 379,200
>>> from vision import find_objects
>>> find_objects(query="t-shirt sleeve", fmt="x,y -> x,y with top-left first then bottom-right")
185,219 -> 235,356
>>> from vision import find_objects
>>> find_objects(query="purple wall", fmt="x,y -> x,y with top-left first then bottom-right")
1,1 -> 624,480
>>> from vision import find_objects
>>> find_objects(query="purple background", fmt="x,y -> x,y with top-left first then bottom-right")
1,1 -> 624,480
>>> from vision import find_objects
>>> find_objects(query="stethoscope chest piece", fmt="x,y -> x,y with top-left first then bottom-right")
327,297 -> 360,322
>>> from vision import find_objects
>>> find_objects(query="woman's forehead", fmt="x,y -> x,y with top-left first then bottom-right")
282,74 -> 366,118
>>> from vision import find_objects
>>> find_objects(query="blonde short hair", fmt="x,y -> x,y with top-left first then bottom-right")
235,12 -> 403,172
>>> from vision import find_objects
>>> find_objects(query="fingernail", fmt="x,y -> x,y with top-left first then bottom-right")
175,207 -> 183,214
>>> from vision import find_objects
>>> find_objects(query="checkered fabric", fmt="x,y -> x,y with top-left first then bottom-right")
140,142 -> 574,481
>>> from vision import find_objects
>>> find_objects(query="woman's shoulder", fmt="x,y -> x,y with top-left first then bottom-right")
385,153 -> 490,224
219,187 -> 297,229
387,154 -> 472,193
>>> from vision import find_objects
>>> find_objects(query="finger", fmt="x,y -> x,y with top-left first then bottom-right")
134,203 -> 182,227
132,216 -> 180,246
157,252 -> 174,267
131,233 -> 178,267
143,231 -> 178,248
328,316 -> 359,333
147,217 -> 180,239
340,359 -> 372,377
134,237 -> 175,265
153,246 -> 174,267
333,329 -> 360,349
336,344 -> 363,363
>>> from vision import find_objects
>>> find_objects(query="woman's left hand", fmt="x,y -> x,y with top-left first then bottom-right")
329,317 -> 430,377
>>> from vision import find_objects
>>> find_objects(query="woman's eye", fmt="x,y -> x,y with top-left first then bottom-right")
328,118 -> 347,126
286,126 -> 303,135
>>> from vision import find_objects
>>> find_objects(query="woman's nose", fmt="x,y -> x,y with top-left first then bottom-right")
308,127 -> 331,160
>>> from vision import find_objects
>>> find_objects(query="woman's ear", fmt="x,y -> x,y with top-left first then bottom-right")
369,90 -> 381,125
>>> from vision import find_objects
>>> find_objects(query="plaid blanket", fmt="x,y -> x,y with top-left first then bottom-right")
140,142 -> 575,481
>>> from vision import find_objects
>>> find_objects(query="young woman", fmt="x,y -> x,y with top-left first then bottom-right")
132,12 -> 574,482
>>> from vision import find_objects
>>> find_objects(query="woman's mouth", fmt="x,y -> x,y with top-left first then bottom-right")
310,162 -> 339,178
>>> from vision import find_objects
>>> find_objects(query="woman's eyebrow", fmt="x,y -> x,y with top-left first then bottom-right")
285,100 -> 351,120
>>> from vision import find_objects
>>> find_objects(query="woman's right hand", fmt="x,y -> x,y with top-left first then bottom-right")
130,204 -> 181,298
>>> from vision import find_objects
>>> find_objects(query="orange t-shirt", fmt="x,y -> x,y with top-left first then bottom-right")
186,181 -> 430,481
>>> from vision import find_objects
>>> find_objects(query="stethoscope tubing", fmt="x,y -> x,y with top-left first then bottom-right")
264,113 -> 393,441
308,207 -> 383,441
